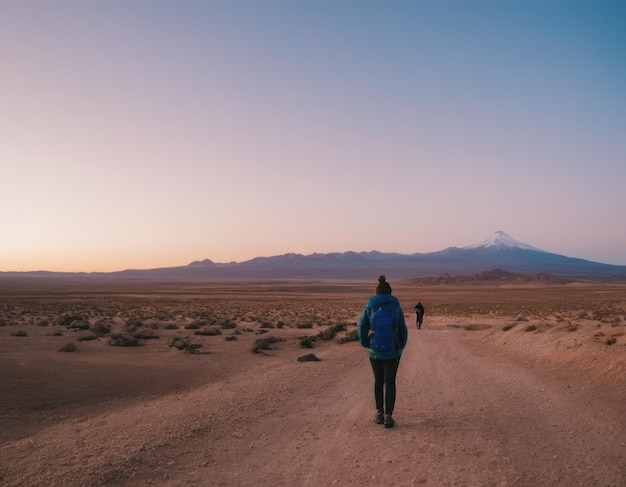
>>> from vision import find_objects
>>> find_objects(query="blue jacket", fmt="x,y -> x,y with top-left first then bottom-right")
358,294 -> 408,360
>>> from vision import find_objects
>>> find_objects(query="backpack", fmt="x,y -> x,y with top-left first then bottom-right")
369,305 -> 398,353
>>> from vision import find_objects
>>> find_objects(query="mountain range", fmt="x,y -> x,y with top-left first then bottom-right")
3,231 -> 625,283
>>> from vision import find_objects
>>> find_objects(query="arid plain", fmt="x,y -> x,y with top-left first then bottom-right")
1,279 -> 625,486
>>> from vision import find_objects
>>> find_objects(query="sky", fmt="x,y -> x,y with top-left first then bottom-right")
2,1 -> 625,272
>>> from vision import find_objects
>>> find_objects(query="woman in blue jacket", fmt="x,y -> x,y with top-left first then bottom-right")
358,275 -> 408,428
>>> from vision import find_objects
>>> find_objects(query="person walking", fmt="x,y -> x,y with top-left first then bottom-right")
358,275 -> 408,428
415,301 -> 425,329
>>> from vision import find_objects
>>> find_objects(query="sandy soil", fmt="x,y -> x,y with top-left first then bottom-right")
0,281 -> 625,486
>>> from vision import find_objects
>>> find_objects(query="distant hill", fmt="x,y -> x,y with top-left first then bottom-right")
401,269 -> 574,285
2,231 -> 626,282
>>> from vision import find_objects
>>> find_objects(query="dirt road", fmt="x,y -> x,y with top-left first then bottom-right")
2,322 -> 625,486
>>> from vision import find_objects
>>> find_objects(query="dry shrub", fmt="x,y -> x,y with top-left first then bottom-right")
126,317 -> 144,328
534,324 -> 552,333
296,323 -> 313,329
220,320 -> 237,329
225,335 -> 238,341
317,323 -> 347,341
92,320 -> 112,336
133,329 -> 159,340
185,343 -> 202,354
297,353 -> 321,362
464,324 -> 490,331
194,327 -> 222,336
251,336 -> 284,353
58,343 -> 77,352
338,329 -> 359,344
57,315 -> 83,327
69,321 -> 91,330
299,337 -> 314,349
606,337 -> 617,345
169,336 -> 190,350
109,333 -> 141,347
10,330 -> 28,337
77,333 -> 98,342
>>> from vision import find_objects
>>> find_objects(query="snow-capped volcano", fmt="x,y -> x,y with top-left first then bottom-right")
465,231 -> 544,252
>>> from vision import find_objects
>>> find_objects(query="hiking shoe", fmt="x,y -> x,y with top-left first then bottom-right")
374,412 -> 384,424
384,414 -> 394,428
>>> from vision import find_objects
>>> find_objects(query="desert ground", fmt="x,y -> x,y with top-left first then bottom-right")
0,279 -> 625,486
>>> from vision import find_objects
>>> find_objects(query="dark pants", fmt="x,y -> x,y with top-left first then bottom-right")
369,356 -> 401,415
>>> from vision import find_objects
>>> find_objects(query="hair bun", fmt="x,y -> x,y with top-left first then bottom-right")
375,275 -> 392,295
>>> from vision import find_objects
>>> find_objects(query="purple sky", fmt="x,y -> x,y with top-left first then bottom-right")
2,1 -> 625,272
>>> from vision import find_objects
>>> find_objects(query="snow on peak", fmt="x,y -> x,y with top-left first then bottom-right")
465,231 -> 543,252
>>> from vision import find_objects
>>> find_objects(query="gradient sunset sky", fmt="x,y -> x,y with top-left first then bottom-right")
2,1 -> 625,272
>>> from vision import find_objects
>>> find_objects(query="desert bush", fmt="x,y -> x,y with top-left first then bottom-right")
10,330 -> 28,337
77,333 -> 98,341
277,321 -> 285,329
524,325 -> 537,332
58,343 -> 77,352
92,321 -> 112,336
109,333 -> 141,347
194,327 -> 222,336
300,337 -> 314,348
464,324 -> 490,331
37,320 -> 49,327
126,317 -> 144,328
169,336 -> 190,350
296,323 -> 313,329
251,336 -> 284,353
221,320 -> 237,330
338,329 -> 359,344
606,337 -> 617,345
57,315 -> 84,327
317,323 -> 347,341
133,329 -> 159,340
297,353 -> 321,362
164,323 -> 179,330
225,335 -> 238,341
185,343 -> 202,354
69,320 -> 91,330
185,322 -> 201,330
260,322 -> 274,329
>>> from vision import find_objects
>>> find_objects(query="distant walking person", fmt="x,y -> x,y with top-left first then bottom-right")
415,301 -> 425,329
358,275 -> 408,428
